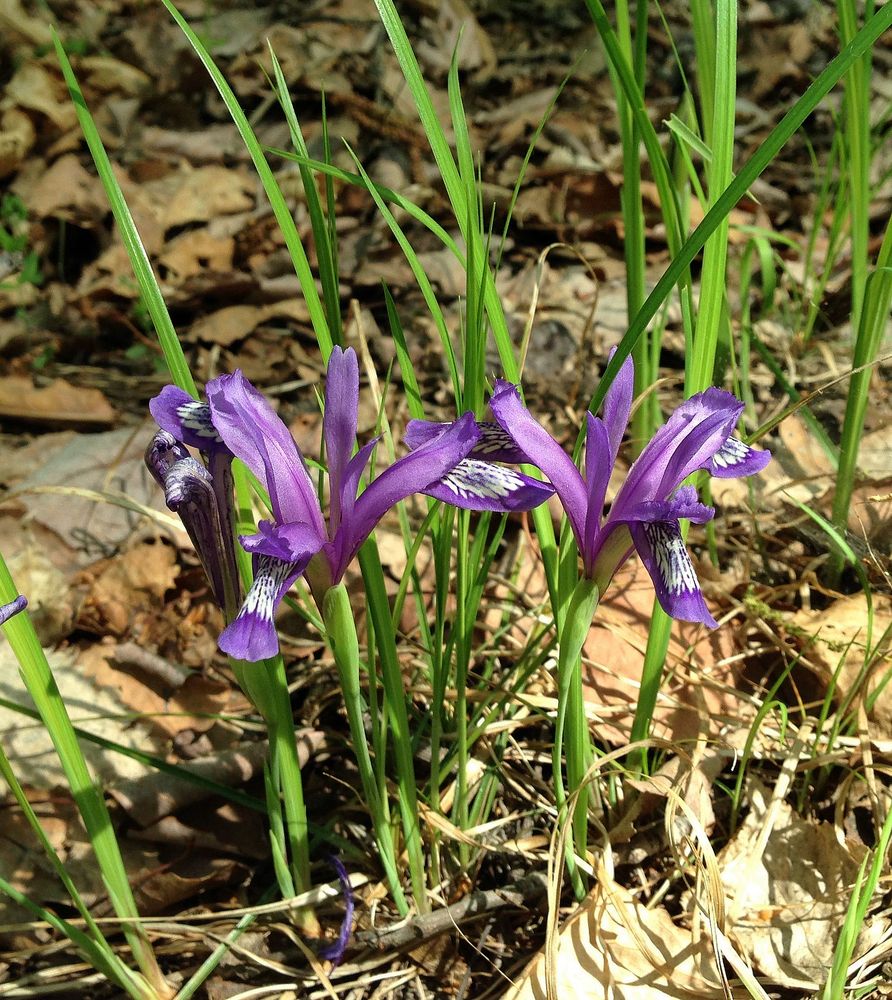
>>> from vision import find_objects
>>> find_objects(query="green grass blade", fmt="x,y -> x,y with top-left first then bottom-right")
589,0 -> 892,413
53,31 -> 194,398
346,145 -> 462,406
158,0 -> 333,358
0,554 -> 167,994
268,46 -> 342,345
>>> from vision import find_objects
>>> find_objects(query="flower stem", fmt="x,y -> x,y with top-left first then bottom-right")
554,577 -> 600,899
323,583 -> 409,915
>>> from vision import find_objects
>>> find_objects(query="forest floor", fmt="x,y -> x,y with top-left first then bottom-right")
1,1 -> 892,997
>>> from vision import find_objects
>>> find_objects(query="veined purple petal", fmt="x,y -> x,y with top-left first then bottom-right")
239,519 -> 325,562
630,519 -> 717,628
583,413 -> 611,567
324,347 -> 360,535
0,595 -> 27,626
406,419 -> 530,464
206,371 -> 325,536
489,380 -> 588,546
601,349 -> 634,463
338,438 -> 378,527
333,412 -> 480,580
705,435 -> 771,478
424,458 -> 555,512
218,555 -> 307,661
618,484 -> 715,527
150,386 -> 224,451
614,388 -> 744,515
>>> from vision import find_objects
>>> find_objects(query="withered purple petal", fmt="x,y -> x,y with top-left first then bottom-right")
0,595 -> 27,626
319,855 -> 354,966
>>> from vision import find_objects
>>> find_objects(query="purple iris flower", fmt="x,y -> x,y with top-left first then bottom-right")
156,347 -> 552,662
408,355 -> 770,627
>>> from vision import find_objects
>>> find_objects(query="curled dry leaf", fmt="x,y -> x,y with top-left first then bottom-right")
0,642 -> 158,788
792,593 -> 892,737
506,871 -> 726,999
3,62 -> 77,131
160,164 -> 255,231
716,779 -> 887,988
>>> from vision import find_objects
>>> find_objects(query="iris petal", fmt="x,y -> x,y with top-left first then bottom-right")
629,520 -> 717,628
706,435 -> 771,478
218,556 -> 307,661
490,380 -> 588,546
339,412 -> 479,578
424,458 -> 554,511
406,419 -> 530,464
324,347 -> 360,533
150,386 -> 223,450
206,371 -> 325,535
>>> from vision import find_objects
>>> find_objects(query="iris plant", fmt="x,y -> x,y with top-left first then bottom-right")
408,353 -> 770,622
149,347 -> 553,662
409,354 -> 770,882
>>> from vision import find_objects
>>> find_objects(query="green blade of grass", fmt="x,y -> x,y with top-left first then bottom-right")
268,46 -> 342,345
53,31 -> 194,398
158,0 -> 334,358
589,0 -> 892,414
0,554 -> 168,996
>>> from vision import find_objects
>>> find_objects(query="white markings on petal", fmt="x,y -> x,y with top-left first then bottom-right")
474,423 -> 516,456
711,435 -> 751,470
240,556 -> 296,622
439,459 -> 525,500
642,522 -> 700,596
177,400 -> 222,443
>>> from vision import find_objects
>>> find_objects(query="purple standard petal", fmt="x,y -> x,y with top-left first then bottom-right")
601,349 -> 634,463
333,412 -> 480,580
0,595 -> 27,626
629,519 -> 717,628
324,347 -> 360,534
206,371 -> 325,536
406,419 -> 530,464
218,555 -> 308,661
704,435 -> 771,478
582,413 -> 611,567
490,380 -> 589,545
424,458 -> 555,512
614,388 -> 744,514
149,385 -> 224,451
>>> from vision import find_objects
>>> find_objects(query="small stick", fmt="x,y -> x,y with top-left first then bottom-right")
354,872 -> 549,951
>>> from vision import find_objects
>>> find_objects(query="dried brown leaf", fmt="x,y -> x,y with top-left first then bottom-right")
506,873 -> 726,999
717,780 -> 885,988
